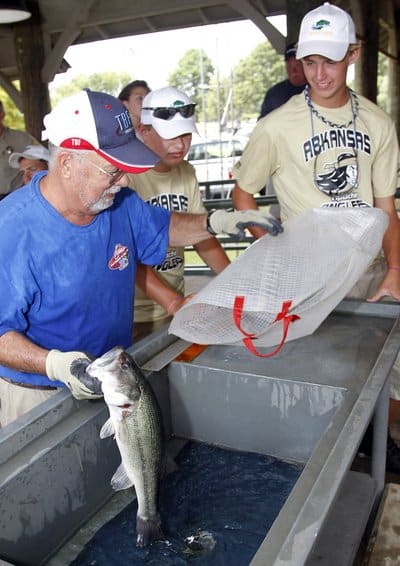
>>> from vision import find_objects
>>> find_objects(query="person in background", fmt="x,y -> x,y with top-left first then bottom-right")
118,80 -> 151,128
129,86 -> 231,339
9,144 -> 49,187
232,2 -> 400,473
0,100 -> 37,197
258,43 -> 307,205
258,42 -> 307,119
0,88 -> 282,427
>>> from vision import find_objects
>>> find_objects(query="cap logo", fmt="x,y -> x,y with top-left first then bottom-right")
172,99 -> 185,108
115,109 -> 133,136
59,138 -> 94,150
312,19 -> 331,31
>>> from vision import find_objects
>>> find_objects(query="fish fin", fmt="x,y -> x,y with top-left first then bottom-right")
162,453 -> 178,477
136,513 -> 164,547
159,444 -> 177,478
111,463 -> 134,491
100,418 -> 115,439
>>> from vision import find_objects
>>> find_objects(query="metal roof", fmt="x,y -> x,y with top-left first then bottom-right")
0,0 -> 398,86
0,0 -> 398,135
0,0 -> 287,85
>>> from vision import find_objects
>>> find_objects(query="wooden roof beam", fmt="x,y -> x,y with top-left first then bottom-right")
41,0 -> 97,84
228,0 -> 285,53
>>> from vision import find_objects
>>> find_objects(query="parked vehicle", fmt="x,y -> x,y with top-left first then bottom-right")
187,137 -> 245,199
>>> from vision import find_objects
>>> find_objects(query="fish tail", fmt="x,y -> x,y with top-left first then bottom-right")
136,513 -> 164,547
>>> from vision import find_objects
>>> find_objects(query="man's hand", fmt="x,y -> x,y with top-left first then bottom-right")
367,269 -> 400,303
46,350 -> 103,400
167,293 -> 196,316
207,210 -> 283,240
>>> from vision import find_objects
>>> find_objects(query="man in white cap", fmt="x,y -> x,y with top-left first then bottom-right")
232,2 -> 400,472
0,88 -> 282,427
9,144 -> 49,187
128,86 -> 230,338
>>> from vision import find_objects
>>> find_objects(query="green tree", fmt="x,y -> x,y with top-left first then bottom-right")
168,48 -> 214,109
0,84 -> 26,130
377,52 -> 388,112
232,42 -> 285,120
50,71 -> 131,106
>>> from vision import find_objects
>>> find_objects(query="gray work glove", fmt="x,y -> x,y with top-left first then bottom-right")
207,209 -> 283,240
46,350 -> 103,400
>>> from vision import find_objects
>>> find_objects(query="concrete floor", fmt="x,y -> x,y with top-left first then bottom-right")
364,483 -> 400,565
345,422 -> 400,565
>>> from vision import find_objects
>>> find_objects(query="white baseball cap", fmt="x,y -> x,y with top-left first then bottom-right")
42,89 -> 159,173
9,144 -> 49,168
141,87 -> 198,139
296,2 -> 357,62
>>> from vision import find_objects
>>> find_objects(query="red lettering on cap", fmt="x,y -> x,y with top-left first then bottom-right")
60,138 -> 95,150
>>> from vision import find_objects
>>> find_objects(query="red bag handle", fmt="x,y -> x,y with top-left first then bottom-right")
233,295 -> 300,358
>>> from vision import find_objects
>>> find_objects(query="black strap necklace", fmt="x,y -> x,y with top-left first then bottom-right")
304,84 -> 359,129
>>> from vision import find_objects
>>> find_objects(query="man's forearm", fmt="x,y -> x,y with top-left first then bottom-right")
0,331 -> 48,374
136,263 -> 182,312
375,196 -> 400,267
193,238 -> 230,274
383,219 -> 400,268
169,207 -> 283,246
169,211 -> 211,247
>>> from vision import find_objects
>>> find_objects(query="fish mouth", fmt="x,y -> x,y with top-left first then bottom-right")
87,346 -> 142,407
86,346 -> 124,379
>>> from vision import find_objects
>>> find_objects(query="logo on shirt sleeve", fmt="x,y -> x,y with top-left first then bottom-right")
108,244 -> 129,271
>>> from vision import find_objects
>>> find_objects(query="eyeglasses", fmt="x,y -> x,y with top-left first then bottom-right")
142,104 -> 196,121
78,155 -> 126,183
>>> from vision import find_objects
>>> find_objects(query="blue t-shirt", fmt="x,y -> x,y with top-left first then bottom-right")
0,172 -> 170,386
259,79 -> 306,119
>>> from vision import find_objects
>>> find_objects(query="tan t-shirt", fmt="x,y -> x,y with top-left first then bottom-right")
234,92 -> 398,222
128,161 -> 206,323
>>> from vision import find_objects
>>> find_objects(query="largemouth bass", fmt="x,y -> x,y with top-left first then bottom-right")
87,346 -> 164,547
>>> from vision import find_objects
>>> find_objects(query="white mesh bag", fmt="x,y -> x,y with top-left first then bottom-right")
169,208 -> 388,356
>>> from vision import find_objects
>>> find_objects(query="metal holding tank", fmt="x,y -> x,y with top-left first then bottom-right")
0,299 -> 399,565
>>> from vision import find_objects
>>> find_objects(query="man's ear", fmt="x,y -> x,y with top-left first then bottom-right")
58,150 -> 73,178
348,46 -> 361,65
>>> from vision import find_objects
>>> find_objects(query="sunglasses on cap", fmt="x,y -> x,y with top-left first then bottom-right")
142,104 -> 196,121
